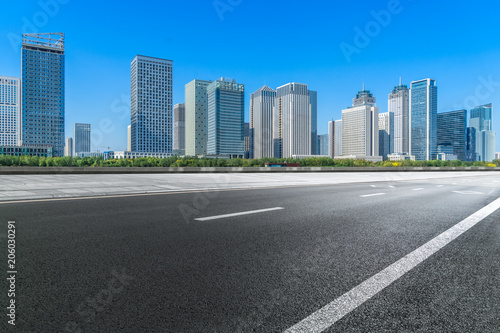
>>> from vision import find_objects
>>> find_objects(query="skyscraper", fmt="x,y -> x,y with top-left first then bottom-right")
310,90 -> 318,155
328,119 -> 343,158
466,127 -> 477,162
437,110 -> 467,161
378,112 -> 394,160
21,33 -> 65,156
389,80 -> 409,154
173,103 -> 185,153
409,79 -> 437,161
274,83 -> 316,158
185,79 -> 211,156
131,55 -> 173,153
0,76 -> 20,146
250,86 -> 276,158
207,78 -> 244,157
470,103 -> 495,161
73,123 -> 91,154
342,87 -> 379,157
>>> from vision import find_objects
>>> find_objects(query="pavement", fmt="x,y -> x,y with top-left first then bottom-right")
0,172 -> 499,332
0,171 -> 499,201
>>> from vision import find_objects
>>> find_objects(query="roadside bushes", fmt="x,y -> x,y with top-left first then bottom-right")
0,155 -> 499,168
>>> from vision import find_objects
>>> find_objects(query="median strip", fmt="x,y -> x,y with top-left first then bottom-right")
194,207 -> 284,221
284,196 -> 500,333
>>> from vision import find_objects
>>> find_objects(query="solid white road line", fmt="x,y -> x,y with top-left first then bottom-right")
452,191 -> 484,195
413,188 -> 424,191
359,193 -> 386,198
194,207 -> 284,221
284,197 -> 500,333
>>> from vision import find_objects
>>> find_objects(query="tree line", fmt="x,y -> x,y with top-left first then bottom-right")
0,155 -> 499,168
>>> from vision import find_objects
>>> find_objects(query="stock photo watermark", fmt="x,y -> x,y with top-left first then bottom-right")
6,221 -> 17,326
213,0 -> 243,22
7,0 -> 71,53
453,74 -> 500,110
63,268 -> 134,333
91,94 -> 130,151
178,173 -> 233,224
340,0 -> 412,63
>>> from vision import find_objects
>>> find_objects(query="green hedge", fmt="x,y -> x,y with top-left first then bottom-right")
0,155 -> 499,168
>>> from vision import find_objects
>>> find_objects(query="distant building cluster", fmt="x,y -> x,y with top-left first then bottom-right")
0,33 -> 497,161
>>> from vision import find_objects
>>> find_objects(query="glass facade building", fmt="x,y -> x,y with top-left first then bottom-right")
437,110 -> 467,161
409,79 -> 437,161
0,76 -> 21,146
21,33 -> 65,157
131,55 -> 173,153
378,112 -> 394,160
73,123 -> 91,154
173,103 -> 185,152
207,78 -> 244,157
470,103 -> 495,161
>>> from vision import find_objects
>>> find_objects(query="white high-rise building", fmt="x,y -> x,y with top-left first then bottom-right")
250,86 -> 276,158
328,119 -> 342,158
389,80 -> 409,154
185,79 -> 211,156
378,112 -> 394,160
65,137 -> 73,157
131,55 -> 173,153
274,83 -> 317,158
0,76 -> 21,146
470,103 -> 495,161
342,87 -> 379,157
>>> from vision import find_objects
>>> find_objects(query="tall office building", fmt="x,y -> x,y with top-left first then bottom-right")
466,127 -> 477,162
21,33 -> 65,156
389,80 -> 409,154
495,152 -> 500,160
342,87 -> 379,157
244,122 -> 250,159
250,85 -> 276,158
378,112 -> 394,160
273,83 -> 316,158
131,55 -> 173,153
328,120 -> 343,158
173,103 -> 185,153
310,90 -> 318,155
73,123 -> 91,154
317,134 -> 329,156
185,79 -> 211,156
437,110 -> 467,161
0,76 -> 21,146
65,137 -> 73,157
470,103 -> 495,161
207,78 -> 244,157
409,79 -> 437,160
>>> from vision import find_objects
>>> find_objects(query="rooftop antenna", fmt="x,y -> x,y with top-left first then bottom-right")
363,82 -> 365,91
399,77 -> 402,86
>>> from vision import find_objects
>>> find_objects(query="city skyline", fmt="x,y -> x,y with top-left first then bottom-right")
1,1 -> 499,152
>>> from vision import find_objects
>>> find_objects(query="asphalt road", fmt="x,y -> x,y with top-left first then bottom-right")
1,173 -> 500,332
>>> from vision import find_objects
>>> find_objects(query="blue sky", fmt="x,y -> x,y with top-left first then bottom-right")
1,0 -> 499,152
